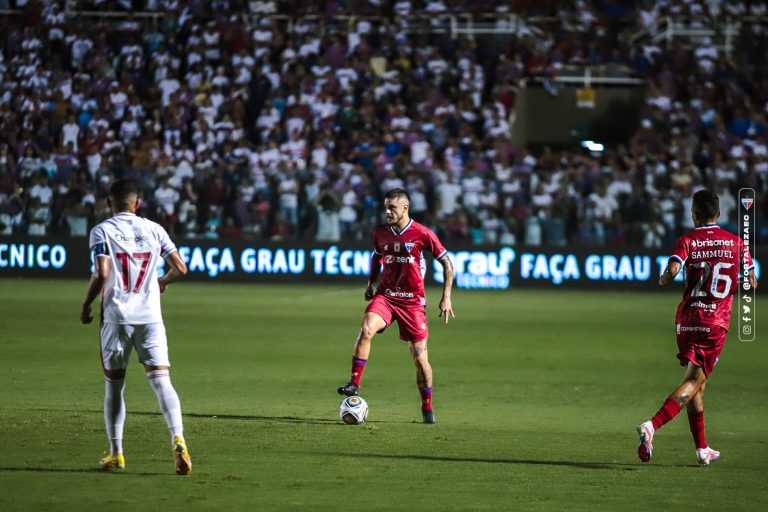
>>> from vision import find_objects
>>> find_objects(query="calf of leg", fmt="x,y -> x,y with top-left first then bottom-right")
409,341 -> 432,388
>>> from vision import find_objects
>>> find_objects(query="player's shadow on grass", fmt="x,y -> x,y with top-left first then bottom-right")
115,410 -> 341,425
34,408 -> 414,426
334,452 -> 645,471
0,467 -> 168,476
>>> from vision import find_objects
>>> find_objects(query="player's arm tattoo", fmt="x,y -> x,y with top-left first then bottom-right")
439,255 -> 454,293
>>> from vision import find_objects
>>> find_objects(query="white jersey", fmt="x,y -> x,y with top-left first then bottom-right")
89,212 -> 177,324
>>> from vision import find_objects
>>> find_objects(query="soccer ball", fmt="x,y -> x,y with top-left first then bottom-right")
339,395 -> 369,425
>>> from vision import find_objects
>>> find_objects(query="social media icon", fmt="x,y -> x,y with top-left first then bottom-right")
743,325 -> 752,335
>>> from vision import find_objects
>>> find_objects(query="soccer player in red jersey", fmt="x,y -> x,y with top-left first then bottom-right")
337,188 -> 455,424
637,190 -> 757,465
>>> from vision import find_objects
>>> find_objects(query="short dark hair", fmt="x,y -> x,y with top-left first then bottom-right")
109,179 -> 140,208
384,188 -> 410,203
692,189 -> 719,221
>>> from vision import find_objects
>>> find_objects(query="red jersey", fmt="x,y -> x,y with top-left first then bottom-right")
670,224 -> 754,331
372,219 -> 448,302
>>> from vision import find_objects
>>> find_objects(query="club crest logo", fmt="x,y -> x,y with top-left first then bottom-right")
742,198 -> 753,210
404,242 -> 415,253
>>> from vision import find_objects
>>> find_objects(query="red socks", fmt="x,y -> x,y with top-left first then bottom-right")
688,410 -> 707,449
651,398 -> 682,431
650,399 -> 708,449
419,387 -> 433,411
350,357 -> 367,387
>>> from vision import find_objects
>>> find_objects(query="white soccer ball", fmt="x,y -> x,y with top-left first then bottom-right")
339,395 -> 369,425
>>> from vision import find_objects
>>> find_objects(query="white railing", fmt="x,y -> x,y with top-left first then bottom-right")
634,15 -> 768,58
525,66 -> 646,87
449,13 -> 546,39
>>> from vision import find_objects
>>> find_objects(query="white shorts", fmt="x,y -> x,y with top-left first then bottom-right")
100,322 -> 170,370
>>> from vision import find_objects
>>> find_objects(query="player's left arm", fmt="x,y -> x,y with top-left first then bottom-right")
437,254 -> 455,324
159,251 -> 188,293
748,270 -> 758,289
81,254 -> 110,324
744,245 -> 758,290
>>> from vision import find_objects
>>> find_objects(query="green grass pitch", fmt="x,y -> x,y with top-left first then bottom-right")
1,279 -> 767,511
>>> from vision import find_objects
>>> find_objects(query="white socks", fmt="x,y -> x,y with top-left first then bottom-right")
146,370 -> 184,441
104,377 -> 126,455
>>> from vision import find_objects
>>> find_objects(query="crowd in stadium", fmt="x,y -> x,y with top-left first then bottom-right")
0,0 -> 766,247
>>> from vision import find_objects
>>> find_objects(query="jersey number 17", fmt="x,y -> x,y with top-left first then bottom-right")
115,252 -> 152,293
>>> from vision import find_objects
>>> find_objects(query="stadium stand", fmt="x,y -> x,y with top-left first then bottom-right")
0,0 -> 765,246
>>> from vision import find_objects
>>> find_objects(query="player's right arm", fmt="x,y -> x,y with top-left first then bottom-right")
365,253 -> 382,301
659,259 -> 682,286
81,251 -> 110,324
158,251 -> 188,293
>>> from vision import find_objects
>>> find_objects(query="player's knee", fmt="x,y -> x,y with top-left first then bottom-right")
104,368 -> 126,380
684,376 -> 705,395
360,323 -> 376,340
412,351 -> 430,367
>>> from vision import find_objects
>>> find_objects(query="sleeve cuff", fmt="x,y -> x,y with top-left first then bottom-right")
669,255 -> 684,265
435,250 -> 448,260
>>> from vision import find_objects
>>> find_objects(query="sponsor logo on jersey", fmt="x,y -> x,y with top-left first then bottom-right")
115,234 -> 148,244
742,198 -> 753,210
386,255 -> 416,264
405,242 -> 415,253
691,238 -> 734,248
680,325 -> 712,333
690,300 -> 717,310
385,289 -> 414,298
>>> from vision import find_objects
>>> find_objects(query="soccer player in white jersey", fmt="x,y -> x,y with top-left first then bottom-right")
80,179 -> 192,475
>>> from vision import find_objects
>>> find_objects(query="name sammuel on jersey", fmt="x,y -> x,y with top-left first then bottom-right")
689,249 -> 734,260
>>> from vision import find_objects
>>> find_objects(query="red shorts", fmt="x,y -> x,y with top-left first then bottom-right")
675,324 -> 726,377
366,294 -> 428,342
